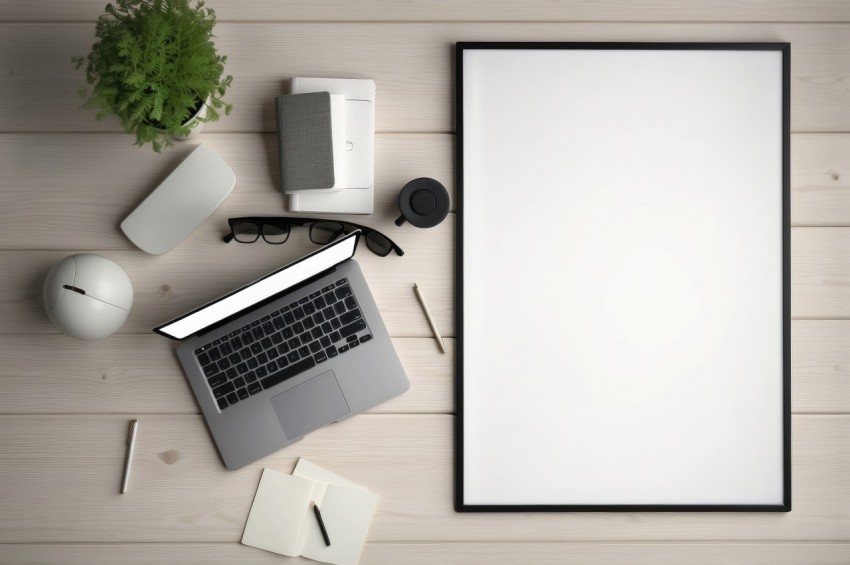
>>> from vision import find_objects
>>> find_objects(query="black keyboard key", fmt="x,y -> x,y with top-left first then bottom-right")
240,348 -> 252,360
208,373 -> 228,388
309,290 -> 321,299
248,382 -> 262,395
203,364 -> 220,377
278,356 -> 289,369
288,337 -> 300,349
278,343 -> 290,355
293,321 -> 304,334
315,351 -> 327,363
333,301 -> 346,315
298,296 -> 309,305
198,352 -> 211,366
242,332 -> 255,345
268,347 -> 279,360
217,397 -> 228,410
195,346 -> 205,355
218,358 -> 231,371
231,336 -> 243,350
237,362 -> 248,374
245,370 -> 257,383
320,336 -> 332,348
304,302 -> 316,315
271,332 -> 283,345
283,311 -> 295,325
267,360 -> 278,373
226,391 -> 239,405
345,296 -> 357,310
322,284 -> 335,293
252,327 -> 263,340
233,376 -> 246,388
309,341 -> 321,353
225,367 -> 238,380
300,332 -> 312,346
360,334 -> 372,343
251,342 -> 263,355
339,344 -> 350,353
213,381 -> 235,398
347,335 -> 359,343
257,352 -> 268,365
326,292 -> 338,305
336,278 -> 347,286
314,296 -> 326,309
220,342 -> 233,356
261,337 -> 272,350
340,309 -> 362,326
287,350 -> 300,363
311,327 -> 323,339
322,306 -> 334,319
263,322 -> 274,335
209,348 -> 221,361
247,357 -> 259,369
322,321 -> 333,334
283,327 -> 294,339
349,340 -> 360,349
237,387 -> 249,400
340,318 -> 367,338
330,330 -> 341,343
326,346 -> 338,358
251,321 -> 260,327
224,350 -> 237,363
261,315 -> 270,322
335,286 -> 352,299
273,316 -> 285,330
297,346 -> 309,358
260,357 -> 316,390
256,365 -> 268,379
293,306 -> 305,320
213,338 -> 221,346
303,316 -> 315,330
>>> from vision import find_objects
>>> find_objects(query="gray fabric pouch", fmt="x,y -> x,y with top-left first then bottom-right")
275,92 -> 335,191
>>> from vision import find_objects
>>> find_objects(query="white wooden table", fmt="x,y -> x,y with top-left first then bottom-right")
1,1 -> 848,563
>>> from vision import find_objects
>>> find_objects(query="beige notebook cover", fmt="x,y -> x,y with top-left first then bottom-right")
242,460 -> 378,565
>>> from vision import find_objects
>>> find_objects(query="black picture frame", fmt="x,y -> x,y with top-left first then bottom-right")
454,42 -> 791,512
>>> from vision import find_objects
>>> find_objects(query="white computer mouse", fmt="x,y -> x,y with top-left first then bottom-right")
43,254 -> 134,340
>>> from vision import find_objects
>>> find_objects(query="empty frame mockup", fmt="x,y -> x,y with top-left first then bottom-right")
456,43 -> 790,511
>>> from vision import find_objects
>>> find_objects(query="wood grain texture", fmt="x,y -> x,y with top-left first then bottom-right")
0,414 -> 847,543
792,228 -> 850,318
0,133 -> 454,250
791,134 -> 850,226
2,542 -> 849,565
1,23 -> 849,133
0,336 -> 453,415
0,321 -> 844,415
4,0 -> 850,23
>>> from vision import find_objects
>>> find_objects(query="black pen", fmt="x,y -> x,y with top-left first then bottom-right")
311,500 -> 331,546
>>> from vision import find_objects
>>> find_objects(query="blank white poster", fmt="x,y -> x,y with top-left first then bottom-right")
460,46 -> 787,507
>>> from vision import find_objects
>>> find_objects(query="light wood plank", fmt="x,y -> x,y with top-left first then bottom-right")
0,336 -> 453,415
0,414 -> 846,542
0,133 -> 454,250
4,0 -> 850,23
793,227 -> 850,318
1,320 -> 846,415
1,542 -> 848,565
0,220 -> 454,337
1,23 -> 849,133
792,134 -> 850,226
4,133 -> 850,251
792,320 -> 850,413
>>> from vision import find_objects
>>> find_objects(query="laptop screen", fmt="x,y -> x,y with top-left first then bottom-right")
154,231 -> 360,340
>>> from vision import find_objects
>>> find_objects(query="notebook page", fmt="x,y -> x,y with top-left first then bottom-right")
241,468 -> 314,556
299,484 -> 379,565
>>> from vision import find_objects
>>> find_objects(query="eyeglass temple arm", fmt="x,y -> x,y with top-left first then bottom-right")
223,233 -> 235,243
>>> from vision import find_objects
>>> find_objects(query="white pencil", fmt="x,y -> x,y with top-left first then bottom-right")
413,283 -> 446,354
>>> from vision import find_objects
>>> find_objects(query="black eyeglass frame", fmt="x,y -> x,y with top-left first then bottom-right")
223,216 -> 405,257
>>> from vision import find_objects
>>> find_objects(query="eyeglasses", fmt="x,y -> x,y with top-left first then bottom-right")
223,217 -> 404,257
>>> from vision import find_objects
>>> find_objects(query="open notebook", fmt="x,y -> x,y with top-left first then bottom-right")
242,459 -> 378,565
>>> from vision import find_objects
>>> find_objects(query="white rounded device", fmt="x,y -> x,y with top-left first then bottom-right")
43,254 -> 133,340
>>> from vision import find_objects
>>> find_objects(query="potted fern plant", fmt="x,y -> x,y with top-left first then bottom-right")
73,0 -> 233,152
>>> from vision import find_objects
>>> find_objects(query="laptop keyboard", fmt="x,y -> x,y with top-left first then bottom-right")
193,278 -> 372,411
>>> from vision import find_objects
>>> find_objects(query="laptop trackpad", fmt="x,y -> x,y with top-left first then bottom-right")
270,370 -> 350,440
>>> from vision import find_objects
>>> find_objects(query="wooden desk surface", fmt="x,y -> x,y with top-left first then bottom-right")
1,1 -> 849,563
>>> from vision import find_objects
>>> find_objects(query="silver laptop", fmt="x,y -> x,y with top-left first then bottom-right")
154,231 -> 409,470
